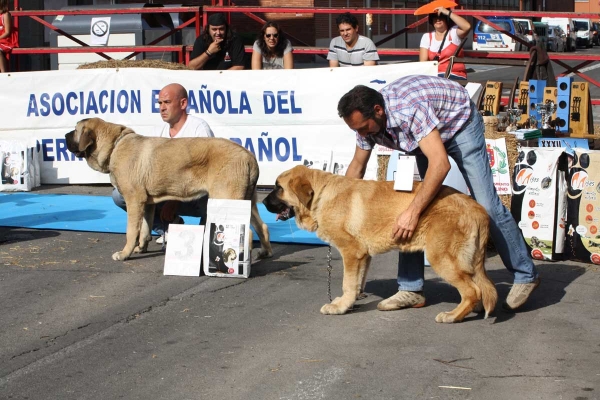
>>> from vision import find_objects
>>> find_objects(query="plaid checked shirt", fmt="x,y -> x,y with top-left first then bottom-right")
356,75 -> 472,153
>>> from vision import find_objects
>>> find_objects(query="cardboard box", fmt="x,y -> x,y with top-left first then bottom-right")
511,147 -> 568,261
203,199 -> 251,278
566,149 -> 600,265
0,140 -> 41,192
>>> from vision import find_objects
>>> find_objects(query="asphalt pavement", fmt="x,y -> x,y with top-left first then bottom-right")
1,184 -> 599,400
3,60 -> 600,398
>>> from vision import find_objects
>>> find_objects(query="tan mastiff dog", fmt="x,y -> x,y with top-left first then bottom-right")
263,165 -> 497,323
65,117 -> 272,262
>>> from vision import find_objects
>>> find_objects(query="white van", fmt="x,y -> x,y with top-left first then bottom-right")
573,18 -> 592,48
540,17 -> 576,51
515,18 -> 535,44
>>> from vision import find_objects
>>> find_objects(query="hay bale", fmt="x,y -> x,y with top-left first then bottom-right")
77,59 -> 191,70
377,154 -> 390,181
483,115 -> 498,136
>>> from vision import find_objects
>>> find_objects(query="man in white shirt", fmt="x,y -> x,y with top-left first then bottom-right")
112,83 -> 214,245
328,12 -> 380,67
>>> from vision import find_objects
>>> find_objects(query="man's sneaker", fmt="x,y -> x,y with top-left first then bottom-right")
377,290 -> 426,311
156,232 -> 168,244
502,278 -> 540,311
155,216 -> 184,244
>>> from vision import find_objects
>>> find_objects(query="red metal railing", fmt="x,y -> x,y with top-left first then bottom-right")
10,5 -> 201,64
8,4 -> 600,103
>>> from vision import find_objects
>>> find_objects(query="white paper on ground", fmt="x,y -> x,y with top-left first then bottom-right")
163,224 -> 205,276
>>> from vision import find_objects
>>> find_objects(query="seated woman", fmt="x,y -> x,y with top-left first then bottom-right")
0,0 -> 17,73
419,6 -> 470,80
251,21 -> 293,70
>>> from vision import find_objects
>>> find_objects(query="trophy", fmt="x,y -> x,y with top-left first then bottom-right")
535,101 -> 558,136
505,108 -> 522,132
496,113 -> 508,132
528,114 -> 538,130
535,101 -> 558,130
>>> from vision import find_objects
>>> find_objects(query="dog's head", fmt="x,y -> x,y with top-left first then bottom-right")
222,248 -> 237,262
263,165 -> 315,222
65,118 -> 133,173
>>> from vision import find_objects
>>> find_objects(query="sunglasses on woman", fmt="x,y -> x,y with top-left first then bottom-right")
265,33 -> 279,38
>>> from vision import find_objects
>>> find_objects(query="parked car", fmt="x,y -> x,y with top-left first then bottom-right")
573,18 -> 592,48
515,18 -> 535,44
592,22 -> 600,46
532,22 -> 549,49
547,25 -> 566,52
472,17 -> 528,52
540,17 -> 577,51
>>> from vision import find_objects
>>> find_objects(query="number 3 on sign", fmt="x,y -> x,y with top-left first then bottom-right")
164,224 -> 205,276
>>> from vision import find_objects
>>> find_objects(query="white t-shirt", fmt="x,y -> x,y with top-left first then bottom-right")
419,26 -> 462,52
155,115 -> 215,138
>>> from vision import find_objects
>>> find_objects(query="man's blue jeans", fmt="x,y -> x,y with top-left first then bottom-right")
112,188 -> 208,236
397,101 -> 538,291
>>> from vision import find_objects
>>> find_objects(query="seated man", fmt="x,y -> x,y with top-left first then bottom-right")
328,12 -> 379,67
111,83 -> 214,245
189,13 -> 245,71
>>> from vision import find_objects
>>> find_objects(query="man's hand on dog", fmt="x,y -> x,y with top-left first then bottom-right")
393,208 -> 420,241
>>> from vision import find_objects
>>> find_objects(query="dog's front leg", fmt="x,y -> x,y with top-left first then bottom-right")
320,249 -> 369,315
113,200 -> 145,261
250,199 -> 273,259
357,257 -> 372,300
134,204 -> 155,254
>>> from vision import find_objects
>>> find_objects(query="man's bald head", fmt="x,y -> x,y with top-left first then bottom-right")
158,83 -> 189,127
160,83 -> 188,102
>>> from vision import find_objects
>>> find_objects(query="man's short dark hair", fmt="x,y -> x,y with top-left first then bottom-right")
208,13 -> 228,27
336,12 -> 359,29
201,13 -> 233,46
337,85 -> 384,119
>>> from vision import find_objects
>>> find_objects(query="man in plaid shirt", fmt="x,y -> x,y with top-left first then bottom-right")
337,75 -> 540,312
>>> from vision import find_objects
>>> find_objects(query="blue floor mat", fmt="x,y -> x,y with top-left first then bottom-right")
0,193 -> 326,246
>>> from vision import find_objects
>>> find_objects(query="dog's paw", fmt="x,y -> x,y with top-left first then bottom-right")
112,251 -> 129,261
133,245 -> 148,254
255,248 -> 273,259
320,303 -> 348,315
435,311 -> 460,323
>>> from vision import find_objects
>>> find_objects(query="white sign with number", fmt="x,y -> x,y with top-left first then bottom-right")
163,224 -> 205,276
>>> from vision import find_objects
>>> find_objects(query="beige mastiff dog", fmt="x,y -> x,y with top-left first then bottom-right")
263,165 -> 497,323
65,117 -> 272,262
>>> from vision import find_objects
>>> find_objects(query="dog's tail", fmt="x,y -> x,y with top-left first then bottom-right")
471,213 -> 497,319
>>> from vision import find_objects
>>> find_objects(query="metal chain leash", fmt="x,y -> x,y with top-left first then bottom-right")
327,245 -> 332,302
569,234 -> 577,259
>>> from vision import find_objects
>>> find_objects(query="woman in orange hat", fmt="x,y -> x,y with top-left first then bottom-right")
419,6 -> 470,80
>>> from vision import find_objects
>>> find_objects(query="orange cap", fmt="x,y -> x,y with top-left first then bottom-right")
414,0 -> 458,15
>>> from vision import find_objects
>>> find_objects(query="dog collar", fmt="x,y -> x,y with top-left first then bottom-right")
113,130 -> 133,149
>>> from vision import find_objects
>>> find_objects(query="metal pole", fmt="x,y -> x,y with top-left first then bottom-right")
366,0 -> 373,39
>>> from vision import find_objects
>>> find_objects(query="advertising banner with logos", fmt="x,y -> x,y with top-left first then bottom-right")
0,62 -> 437,185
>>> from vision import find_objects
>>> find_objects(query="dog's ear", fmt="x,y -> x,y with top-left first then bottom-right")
289,176 -> 314,209
78,127 -> 96,153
